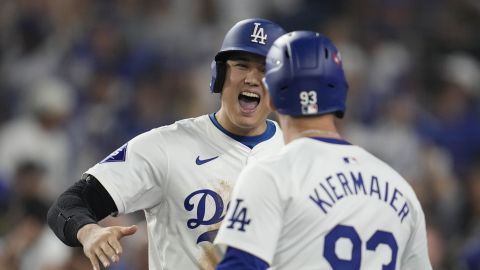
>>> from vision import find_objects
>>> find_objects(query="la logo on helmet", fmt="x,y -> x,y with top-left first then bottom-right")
250,23 -> 267,44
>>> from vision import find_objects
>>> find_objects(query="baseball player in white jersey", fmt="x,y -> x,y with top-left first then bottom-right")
47,18 -> 286,270
214,31 -> 432,270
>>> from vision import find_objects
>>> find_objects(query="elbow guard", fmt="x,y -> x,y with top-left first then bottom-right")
47,175 -> 118,247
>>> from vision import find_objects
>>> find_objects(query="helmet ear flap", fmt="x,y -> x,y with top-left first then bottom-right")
210,60 -> 227,93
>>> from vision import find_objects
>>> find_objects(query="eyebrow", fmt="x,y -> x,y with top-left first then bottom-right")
229,56 -> 250,62
228,56 -> 265,67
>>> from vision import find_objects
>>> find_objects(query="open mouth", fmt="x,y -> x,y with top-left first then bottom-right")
238,91 -> 260,112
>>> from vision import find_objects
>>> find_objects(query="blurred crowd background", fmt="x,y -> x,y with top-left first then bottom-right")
0,0 -> 479,269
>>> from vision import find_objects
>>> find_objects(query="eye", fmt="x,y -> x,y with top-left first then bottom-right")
235,62 -> 248,69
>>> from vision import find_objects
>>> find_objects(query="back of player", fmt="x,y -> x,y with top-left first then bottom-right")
214,31 -> 431,270
250,137 -> 429,269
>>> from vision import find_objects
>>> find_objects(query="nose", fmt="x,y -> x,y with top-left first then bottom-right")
244,68 -> 263,87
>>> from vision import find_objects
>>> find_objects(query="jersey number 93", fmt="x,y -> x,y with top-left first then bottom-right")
324,224 -> 398,270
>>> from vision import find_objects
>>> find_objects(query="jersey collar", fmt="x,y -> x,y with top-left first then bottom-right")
208,113 -> 276,149
309,137 -> 352,145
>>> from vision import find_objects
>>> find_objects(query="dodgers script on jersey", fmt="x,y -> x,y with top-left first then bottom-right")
215,137 -> 431,270
85,114 -> 284,270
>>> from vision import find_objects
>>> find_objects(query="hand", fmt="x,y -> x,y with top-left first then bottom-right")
77,223 -> 137,270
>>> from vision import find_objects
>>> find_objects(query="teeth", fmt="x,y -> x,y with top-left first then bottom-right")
240,92 -> 260,99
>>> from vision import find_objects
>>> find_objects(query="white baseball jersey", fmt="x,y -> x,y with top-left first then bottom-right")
215,137 -> 432,270
85,114 -> 284,270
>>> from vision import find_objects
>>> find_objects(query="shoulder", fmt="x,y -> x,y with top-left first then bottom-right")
132,115 -> 209,143
240,149 -> 292,187
368,151 -> 420,198
361,148 -> 425,214
154,115 -> 207,133
235,152 -> 293,204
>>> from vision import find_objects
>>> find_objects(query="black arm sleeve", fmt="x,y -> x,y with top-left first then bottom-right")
46,174 -> 118,247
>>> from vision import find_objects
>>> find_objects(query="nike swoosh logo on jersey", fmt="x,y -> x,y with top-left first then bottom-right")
196,156 -> 219,165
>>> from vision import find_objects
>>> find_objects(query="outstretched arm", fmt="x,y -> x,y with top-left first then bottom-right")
47,175 -> 137,270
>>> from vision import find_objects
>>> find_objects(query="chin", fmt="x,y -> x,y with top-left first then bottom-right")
237,114 -> 266,129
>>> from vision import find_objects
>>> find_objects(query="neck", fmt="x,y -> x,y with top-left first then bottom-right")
279,114 -> 340,144
215,110 -> 267,136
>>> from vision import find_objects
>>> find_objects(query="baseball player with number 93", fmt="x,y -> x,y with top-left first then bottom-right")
214,31 -> 432,270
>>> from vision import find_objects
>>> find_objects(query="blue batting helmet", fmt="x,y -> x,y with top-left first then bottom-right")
209,18 -> 286,93
263,31 -> 348,118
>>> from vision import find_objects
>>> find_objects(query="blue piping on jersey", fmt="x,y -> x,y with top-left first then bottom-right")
310,137 -> 352,145
209,113 -> 276,149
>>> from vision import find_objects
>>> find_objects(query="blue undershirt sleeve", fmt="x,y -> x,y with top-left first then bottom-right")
216,247 -> 269,270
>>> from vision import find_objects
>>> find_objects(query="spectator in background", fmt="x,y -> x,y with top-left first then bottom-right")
0,1 -> 65,96
55,249 -> 92,270
426,223 -> 448,270
418,53 -> 480,179
0,161 -> 70,270
71,69 -> 130,176
0,160 -> 48,234
460,163 -> 480,270
0,198 -> 71,270
0,77 -> 76,199
2,161 -> 47,215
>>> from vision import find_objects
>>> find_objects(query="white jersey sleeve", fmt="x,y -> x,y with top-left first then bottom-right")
215,162 -> 284,264
85,128 -> 168,213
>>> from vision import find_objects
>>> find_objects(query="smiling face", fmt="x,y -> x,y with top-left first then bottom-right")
216,52 -> 272,136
